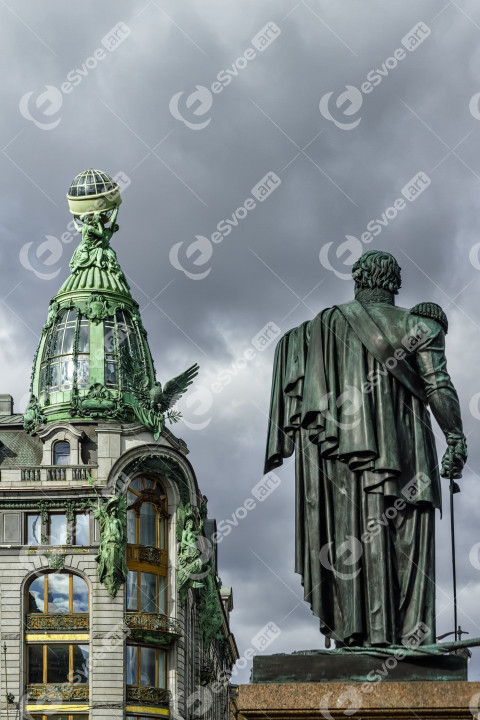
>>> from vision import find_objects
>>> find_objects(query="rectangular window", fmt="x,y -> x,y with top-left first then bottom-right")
28,644 -> 89,685
126,571 -> 138,611
73,513 -> 89,545
49,514 -> 67,544
140,573 -> 157,613
126,646 -> 166,688
47,645 -> 70,683
26,514 -> 42,545
126,645 -> 137,685
27,645 -> 43,684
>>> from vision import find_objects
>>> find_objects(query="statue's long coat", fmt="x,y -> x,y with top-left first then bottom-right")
265,300 -> 461,646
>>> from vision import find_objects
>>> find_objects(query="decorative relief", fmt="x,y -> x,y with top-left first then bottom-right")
26,613 -> 89,631
126,685 -> 170,705
27,684 -> 89,701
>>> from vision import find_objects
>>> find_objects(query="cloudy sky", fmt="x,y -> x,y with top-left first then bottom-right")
2,0 -> 480,695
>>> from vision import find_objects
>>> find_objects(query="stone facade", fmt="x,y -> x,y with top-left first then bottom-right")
0,410 -> 238,720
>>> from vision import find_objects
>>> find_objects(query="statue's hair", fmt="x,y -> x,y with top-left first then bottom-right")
352,250 -> 401,295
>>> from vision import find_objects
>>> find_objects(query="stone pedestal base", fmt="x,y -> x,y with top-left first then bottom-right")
238,681 -> 480,719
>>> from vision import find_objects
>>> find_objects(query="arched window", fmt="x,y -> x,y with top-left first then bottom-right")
27,573 -> 89,614
126,477 -> 168,549
53,441 -> 70,466
126,477 -> 168,615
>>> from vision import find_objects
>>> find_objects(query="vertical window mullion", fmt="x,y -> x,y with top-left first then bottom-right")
69,644 -> 73,682
137,571 -> 141,612
69,574 -> 73,613
137,646 -> 141,686
43,644 -> 47,684
44,576 -> 48,614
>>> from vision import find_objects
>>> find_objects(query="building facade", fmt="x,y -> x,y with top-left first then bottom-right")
0,171 -> 238,720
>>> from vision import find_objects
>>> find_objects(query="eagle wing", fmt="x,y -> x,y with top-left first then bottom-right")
159,363 -> 199,412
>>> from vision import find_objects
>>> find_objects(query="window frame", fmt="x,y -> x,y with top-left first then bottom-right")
126,644 -> 167,689
27,572 -> 89,615
53,440 -> 71,466
27,642 -> 89,685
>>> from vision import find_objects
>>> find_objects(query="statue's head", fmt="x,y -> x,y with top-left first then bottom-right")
352,250 -> 401,295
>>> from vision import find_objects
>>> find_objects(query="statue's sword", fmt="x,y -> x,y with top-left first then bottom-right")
449,449 -> 459,643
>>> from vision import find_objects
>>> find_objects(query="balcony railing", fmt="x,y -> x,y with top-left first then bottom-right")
27,684 -> 89,701
127,544 -> 167,566
125,612 -> 181,647
26,613 -> 89,631
126,685 -> 170,705
21,466 -> 96,482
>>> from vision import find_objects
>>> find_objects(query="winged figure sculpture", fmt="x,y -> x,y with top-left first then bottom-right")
122,350 -> 199,440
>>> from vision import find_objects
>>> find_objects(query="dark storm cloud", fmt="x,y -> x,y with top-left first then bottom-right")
1,0 -> 480,685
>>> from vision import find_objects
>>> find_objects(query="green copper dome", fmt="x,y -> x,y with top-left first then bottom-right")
28,172 -> 155,427
25,170 -> 198,440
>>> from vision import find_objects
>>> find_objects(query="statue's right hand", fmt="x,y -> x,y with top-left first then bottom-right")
440,434 -> 467,479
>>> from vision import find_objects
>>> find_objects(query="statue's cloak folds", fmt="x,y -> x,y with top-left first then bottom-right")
264,304 -> 439,644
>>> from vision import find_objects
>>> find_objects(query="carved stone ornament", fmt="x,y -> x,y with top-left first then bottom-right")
85,293 -> 110,323
45,550 -> 66,569
72,383 -> 127,421
26,613 -> 89,631
27,684 -> 89,701
126,685 -> 170,705
23,394 -> 47,435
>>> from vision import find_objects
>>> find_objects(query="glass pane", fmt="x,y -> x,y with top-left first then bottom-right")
140,572 -> 157,613
105,361 -> 117,385
50,514 -> 67,544
158,576 -> 166,614
47,645 -> 70,683
78,322 -> 89,352
27,515 -> 42,545
61,358 -> 74,387
50,362 -> 60,389
52,329 -> 63,354
158,650 -> 166,688
139,504 -> 156,547
126,645 -> 137,684
104,323 -> 115,354
40,366 -> 46,390
130,332 -> 140,359
117,321 -> 129,348
128,477 -> 144,493
28,645 -> 43,683
77,359 -> 90,387
73,644 -> 89,680
75,513 -> 89,546
48,574 -> 69,612
54,442 -> 70,466
127,510 -> 137,544
62,325 -> 75,354
72,575 -> 89,612
126,571 -> 138,610
140,647 -> 156,686
28,577 -> 45,613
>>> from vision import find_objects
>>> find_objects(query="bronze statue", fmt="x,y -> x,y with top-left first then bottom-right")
265,250 -> 467,648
